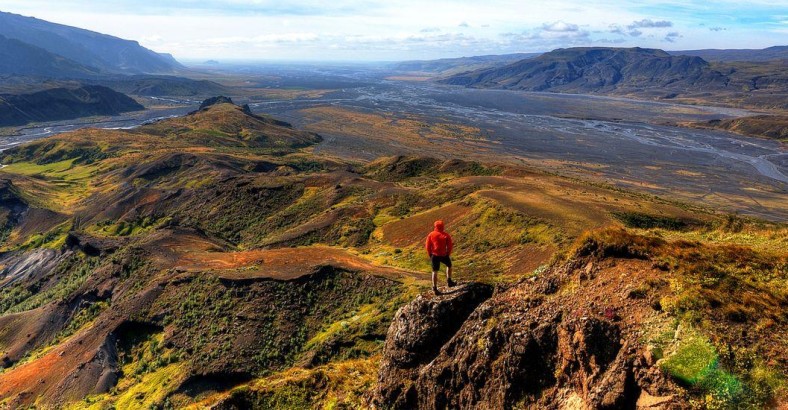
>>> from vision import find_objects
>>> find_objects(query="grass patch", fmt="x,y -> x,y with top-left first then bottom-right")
612,211 -> 696,230
222,357 -> 380,409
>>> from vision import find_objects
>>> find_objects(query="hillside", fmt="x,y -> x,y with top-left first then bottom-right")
441,47 -> 722,90
0,85 -> 144,127
0,100 -> 785,408
375,227 -> 787,408
440,47 -> 788,108
0,11 -> 182,75
0,34 -> 99,78
670,46 -> 788,62
684,115 -> 788,142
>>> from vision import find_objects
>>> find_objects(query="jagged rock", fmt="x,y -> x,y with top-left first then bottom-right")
65,232 -> 120,256
199,96 -> 234,110
374,264 -> 688,409
374,282 -> 493,409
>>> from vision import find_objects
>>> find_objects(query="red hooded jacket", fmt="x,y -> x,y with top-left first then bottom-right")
425,220 -> 453,257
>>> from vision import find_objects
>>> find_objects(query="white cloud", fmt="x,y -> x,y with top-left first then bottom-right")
0,0 -> 782,60
663,31 -> 682,42
542,21 -> 580,32
628,19 -> 673,29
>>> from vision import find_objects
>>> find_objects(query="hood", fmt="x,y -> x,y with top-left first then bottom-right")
434,220 -> 445,232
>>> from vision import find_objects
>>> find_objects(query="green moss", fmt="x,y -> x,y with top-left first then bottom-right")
17,220 -> 72,250
114,363 -> 185,410
90,216 -> 170,237
661,336 -> 720,385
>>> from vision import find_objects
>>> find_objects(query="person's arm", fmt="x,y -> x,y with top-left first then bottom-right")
425,235 -> 432,257
447,234 -> 453,255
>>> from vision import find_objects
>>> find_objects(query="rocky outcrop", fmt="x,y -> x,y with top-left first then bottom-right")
375,282 -> 494,408
198,95 -> 235,110
374,265 -> 685,409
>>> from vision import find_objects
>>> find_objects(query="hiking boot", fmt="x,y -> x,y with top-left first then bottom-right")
433,286 -> 441,295
447,278 -> 456,287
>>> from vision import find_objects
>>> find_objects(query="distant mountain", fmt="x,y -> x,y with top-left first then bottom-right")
441,47 -> 724,92
0,34 -> 99,78
0,85 -> 144,126
0,11 -> 182,74
393,53 -> 541,77
440,47 -> 788,108
670,46 -> 788,62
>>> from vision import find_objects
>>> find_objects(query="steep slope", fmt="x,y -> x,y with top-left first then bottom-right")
0,85 -> 144,126
376,228 -> 788,409
0,34 -> 100,78
0,11 -> 182,74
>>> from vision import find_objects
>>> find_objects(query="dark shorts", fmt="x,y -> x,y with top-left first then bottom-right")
431,255 -> 452,271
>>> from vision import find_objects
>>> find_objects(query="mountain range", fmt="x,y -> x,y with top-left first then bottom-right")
440,47 -> 788,108
441,47 -> 723,91
0,11 -> 182,76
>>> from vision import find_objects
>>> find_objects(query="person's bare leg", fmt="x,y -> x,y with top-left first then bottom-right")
432,270 -> 440,293
446,266 -> 455,287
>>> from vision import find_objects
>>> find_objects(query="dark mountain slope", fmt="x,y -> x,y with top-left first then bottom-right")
441,47 -> 788,108
0,11 -> 182,74
0,85 -> 143,126
0,34 -> 99,78
441,47 -> 725,92
670,46 -> 788,62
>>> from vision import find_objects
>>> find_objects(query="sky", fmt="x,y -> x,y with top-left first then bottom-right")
1,0 -> 786,61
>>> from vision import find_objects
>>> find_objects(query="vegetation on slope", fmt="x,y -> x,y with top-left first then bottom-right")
0,99 -> 784,408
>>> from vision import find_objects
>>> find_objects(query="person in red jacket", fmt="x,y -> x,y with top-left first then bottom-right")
425,220 -> 456,294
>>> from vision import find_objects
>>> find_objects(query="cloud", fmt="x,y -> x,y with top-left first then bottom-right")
663,31 -> 682,42
595,38 -> 627,44
2,0 -> 781,60
499,21 -> 590,47
542,21 -> 580,32
608,24 -> 625,35
627,19 -> 673,29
